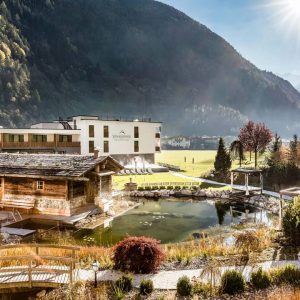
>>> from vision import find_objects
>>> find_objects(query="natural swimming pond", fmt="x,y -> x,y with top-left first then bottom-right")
73,199 -> 275,246
14,199 -> 275,246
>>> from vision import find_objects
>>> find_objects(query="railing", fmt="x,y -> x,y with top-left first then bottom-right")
0,244 -> 79,288
56,142 -> 80,148
2,142 -> 80,149
141,182 -> 199,187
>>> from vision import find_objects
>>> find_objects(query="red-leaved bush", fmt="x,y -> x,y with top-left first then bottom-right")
112,236 -> 165,274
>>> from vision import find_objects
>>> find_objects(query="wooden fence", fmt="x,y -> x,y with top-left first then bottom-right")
0,244 -> 80,289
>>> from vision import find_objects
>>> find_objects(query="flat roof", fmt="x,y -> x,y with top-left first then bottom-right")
280,187 -> 300,197
231,168 -> 263,174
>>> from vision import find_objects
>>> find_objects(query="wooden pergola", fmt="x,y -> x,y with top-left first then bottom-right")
278,187 -> 299,230
231,168 -> 263,196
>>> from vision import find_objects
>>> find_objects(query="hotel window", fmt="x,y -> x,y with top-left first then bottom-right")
36,180 -> 44,190
134,140 -> 139,152
59,135 -> 72,142
104,140 -> 109,153
89,140 -> 94,153
89,125 -> 94,138
134,126 -> 139,138
31,135 -> 47,142
103,126 -> 109,138
7,134 -> 24,143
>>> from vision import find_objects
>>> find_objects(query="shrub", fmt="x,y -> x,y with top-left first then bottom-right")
115,274 -> 133,292
111,284 -> 125,300
137,187 -> 144,191
182,186 -> 188,189
270,264 -> 300,285
139,279 -> 154,295
152,186 -> 158,190
159,186 -> 166,190
193,282 -> 211,297
283,196 -> 300,245
177,276 -> 193,297
174,186 -> 181,190
145,186 -> 151,191
191,186 -> 198,190
250,267 -> 271,290
220,270 -> 245,295
113,236 -> 165,274
166,185 -> 173,190
234,230 -> 260,255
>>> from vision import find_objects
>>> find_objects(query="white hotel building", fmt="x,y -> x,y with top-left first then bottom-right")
0,116 -> 162,164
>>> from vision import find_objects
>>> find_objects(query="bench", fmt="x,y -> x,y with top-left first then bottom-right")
0,199 -> 35,212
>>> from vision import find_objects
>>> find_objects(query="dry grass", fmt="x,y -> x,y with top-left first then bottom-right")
261,287 -> 300,300
164,238 -> 236,263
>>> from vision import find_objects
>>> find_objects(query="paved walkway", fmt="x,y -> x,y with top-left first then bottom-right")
77,260 -> 300,290
170,171 -> 291,199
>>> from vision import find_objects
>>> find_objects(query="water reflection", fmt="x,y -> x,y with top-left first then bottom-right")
74,199 -> 274,246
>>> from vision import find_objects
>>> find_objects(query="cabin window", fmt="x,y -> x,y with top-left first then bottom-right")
89,140 -> 94,153
104,140 -> 109,153
58,135 -> 72,142
36,181 -> 44,190
89,125 -> 94,138
103,125 -> 109,138
134,140 -> 139,152
5,134 -> 24,143
32,135 -> 47,142
134,126 -> 139,139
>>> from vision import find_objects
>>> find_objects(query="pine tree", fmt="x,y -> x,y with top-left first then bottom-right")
289,134 -> 298,166
214,138 -> 231,175
268,133 -> 281,167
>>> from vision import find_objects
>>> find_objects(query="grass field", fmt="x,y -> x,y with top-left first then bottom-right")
113,150 -> 267,190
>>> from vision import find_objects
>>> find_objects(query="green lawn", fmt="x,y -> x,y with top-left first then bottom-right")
113,150 -> 268,190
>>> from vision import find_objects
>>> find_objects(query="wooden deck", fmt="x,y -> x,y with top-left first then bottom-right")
0,244 -> 79,289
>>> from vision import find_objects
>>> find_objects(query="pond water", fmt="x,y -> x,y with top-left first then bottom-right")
73,199 -> 275,246
16,198 -> 275,246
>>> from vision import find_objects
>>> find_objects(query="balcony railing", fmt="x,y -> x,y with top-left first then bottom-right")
2,141 -> 80,149
56,142 -> 80,148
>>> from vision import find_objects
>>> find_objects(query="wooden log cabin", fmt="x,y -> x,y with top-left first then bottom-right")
0,152 -> 123,216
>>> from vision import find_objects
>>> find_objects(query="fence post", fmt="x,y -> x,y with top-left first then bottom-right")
69,261 -> 73,284
28,259 -> 32,288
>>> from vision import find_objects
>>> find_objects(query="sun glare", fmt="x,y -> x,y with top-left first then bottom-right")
260,0 -> 300,45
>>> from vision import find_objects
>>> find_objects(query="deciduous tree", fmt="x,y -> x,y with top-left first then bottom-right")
239,121 -> 272,168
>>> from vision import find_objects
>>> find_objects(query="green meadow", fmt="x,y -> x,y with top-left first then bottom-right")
113,150 -> 267,190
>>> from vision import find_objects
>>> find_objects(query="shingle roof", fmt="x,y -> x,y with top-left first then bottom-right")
0,153 -> 122,177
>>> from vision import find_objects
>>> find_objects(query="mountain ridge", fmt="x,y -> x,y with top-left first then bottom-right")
0,0 -> 300,136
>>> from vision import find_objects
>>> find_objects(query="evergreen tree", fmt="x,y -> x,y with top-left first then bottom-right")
267,133 -> 282,167
289,134 -> 298,166
214,138 -> 231,175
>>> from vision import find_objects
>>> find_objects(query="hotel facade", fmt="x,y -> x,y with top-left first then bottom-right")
0,116 -> 162,164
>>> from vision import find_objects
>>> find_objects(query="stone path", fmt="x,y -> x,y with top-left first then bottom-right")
170,171 -> 291,199
77,260 -> 300,290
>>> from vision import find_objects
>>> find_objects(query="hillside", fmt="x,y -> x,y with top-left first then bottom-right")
1,0 -> 300,135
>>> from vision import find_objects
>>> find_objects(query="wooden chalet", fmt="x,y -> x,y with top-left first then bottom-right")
0,152 -> 123,216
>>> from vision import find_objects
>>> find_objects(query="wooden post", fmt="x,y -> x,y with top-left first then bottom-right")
260,173 -> 263,195
35,245 -> 39,266
28,259 -> 32,288
279,194 -> 283,230
69,261 -> 73,283
245,173 -> 249,196
230,172 -> 234,188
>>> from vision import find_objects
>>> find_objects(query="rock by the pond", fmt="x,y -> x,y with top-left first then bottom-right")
107,210 -> 116,217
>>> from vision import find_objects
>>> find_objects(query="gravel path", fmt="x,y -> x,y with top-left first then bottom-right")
76,260 -> 300,290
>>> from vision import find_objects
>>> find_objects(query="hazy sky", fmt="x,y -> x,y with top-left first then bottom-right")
158,0 -> 300,75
